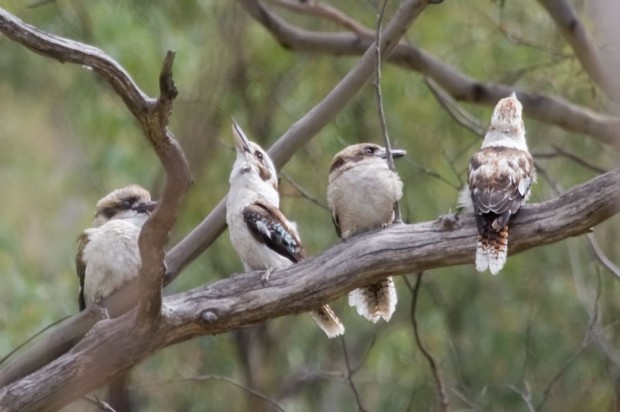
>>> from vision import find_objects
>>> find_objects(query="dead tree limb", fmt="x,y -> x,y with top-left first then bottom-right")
1,167 -> 618,410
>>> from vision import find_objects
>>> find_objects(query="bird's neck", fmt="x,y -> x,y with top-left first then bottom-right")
481,130 -> 528,151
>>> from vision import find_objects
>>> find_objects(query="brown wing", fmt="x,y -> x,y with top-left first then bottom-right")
242,201 -> 306,263
331,213 -> 342,238
468,147 -> 534,230
75,232 -> 89,311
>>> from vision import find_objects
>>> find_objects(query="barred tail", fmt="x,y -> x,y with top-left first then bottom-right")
476,220 -> 509,275
488,225 -> 509,275
311,305 -> 345,338
348,277 -> 398,323
475,232 -> 490,273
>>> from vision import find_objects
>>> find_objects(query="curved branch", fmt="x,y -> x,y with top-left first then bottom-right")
0,7 -> 193,322
1,168 -> 618,410
245,0 -> 620,149
0,8 -> 149,118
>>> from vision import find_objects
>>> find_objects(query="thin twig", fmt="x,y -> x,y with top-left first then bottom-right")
0,315 -> 70,366
533,145 -> 608,174
340,336 -> 367,412
268,0 -> 368,36
404,273 -> 449,412
425,77 -> 485,137
279,172 -> 330,211
535,272 -> 601,411
141,375 -> 285,412
373,0 -> 402,223
80,395 -> 116,412
450,387 -> 482,412
401,157 -> 461,191
587,233 -> 620,281
507,384 -> 536,412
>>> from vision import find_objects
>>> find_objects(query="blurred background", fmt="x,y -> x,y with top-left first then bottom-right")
0,0 -> 618,410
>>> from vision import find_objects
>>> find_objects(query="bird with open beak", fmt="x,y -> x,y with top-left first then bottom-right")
76,185 -> 158,310
327,143 -> 406,323
226,121 -> 345,338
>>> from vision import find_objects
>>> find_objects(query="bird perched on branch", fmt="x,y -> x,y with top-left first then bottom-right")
226,121 -> 345,338
76,185 -> 157,310
327,143 -> 405,323
459,93 -> 535,275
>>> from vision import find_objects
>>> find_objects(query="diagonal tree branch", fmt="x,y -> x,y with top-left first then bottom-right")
1,167 -> 619,410
0,0 -> 432,398
536,0 -> 619,103
163,0 -> 434,279
243,0 -> 620,149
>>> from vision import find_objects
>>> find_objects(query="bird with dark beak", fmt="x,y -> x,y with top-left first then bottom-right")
226,121 -> 345,338
327,143 -> 405,323
76,185 -> 158,310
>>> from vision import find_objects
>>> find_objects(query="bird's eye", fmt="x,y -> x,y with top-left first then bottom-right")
255,150 -> 264,160
103,208 -> 115,218
119,200 -> 132,210
364,146 -> 375,155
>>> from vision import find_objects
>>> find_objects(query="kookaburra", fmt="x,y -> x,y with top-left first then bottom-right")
226,121 -> 345,338
459,93 -> 535,275
76,185 -> 157,310
327,143 -> 405,323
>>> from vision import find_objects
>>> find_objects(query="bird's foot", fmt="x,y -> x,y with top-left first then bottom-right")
439,210 -> 459,230
261,267 -> 275,284
93,298 -> 110,320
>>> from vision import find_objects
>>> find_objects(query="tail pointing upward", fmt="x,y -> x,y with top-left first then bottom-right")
348,277 -> 397,323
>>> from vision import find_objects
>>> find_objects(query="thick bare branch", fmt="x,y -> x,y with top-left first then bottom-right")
536,0 -> 619,102
1,168 -> 618,410
244,1 -> 620,148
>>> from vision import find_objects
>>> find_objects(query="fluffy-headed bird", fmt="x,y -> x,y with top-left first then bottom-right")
76,185 -> 157,310
327,143 -> 405,323
226,121 -> 344,338
459,93 -> 535,275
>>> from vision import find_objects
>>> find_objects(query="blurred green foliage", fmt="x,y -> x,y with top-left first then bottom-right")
0,1 -> 618,411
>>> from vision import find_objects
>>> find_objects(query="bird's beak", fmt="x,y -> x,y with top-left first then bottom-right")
231,120 -> 252,153
377,148 -> 406,159
135,200 -> 158,214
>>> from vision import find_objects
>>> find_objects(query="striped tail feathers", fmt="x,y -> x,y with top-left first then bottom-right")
476,223 -> 509,275
348,277 -> 397,323
311,304 -> 345,338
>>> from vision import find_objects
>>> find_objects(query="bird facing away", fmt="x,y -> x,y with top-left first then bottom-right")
327,143 -> 405,323
76,185 -> 157,310
226,121 -> 345,338
459,93 -> 536,275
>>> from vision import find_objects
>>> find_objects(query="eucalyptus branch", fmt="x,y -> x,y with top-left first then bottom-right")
1,168 -> 618,410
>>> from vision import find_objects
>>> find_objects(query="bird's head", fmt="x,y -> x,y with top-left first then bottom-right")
92,185 -> 157,227
482,92 -> 527,150
229,120 -> 278,193
329,143 -> 406,178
